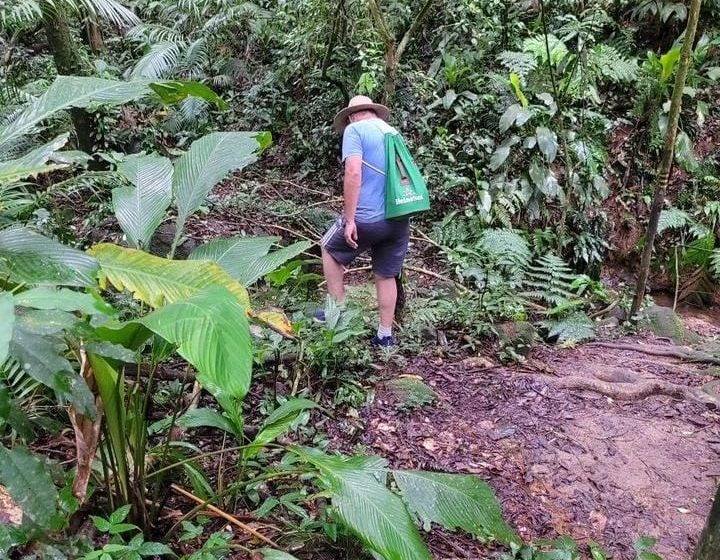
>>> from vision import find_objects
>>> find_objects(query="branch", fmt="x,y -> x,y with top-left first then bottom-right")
366,0 -> 394,47
320,0 -> 349,103
396,0 -> 434,62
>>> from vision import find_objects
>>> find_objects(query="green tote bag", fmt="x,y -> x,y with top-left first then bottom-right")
383,133 -> 430,220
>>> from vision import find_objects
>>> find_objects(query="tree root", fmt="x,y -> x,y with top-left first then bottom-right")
587,342 -> 720,365
546,375 -> 718,406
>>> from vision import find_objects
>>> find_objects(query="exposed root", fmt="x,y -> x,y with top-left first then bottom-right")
587,342 -> 720,365
546,375 -> 718,406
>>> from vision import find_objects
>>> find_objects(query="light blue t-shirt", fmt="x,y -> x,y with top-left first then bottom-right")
342,118 -> 397,223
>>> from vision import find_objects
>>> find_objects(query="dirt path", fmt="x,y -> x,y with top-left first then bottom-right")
333,326 -> 720,559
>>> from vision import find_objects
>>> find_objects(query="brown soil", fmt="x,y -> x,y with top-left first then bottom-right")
329,320 -> 720,559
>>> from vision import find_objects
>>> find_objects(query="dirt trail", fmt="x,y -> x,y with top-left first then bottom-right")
335,318 -> 720,559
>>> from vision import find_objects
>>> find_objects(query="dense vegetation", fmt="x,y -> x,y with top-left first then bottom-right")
0,0 -> 719,558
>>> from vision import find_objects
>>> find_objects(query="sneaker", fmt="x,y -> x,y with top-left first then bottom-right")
312,308 -> 326,323
370,335 -> 396,347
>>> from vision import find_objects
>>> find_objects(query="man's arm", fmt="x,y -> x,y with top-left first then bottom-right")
343,155 -> 362,248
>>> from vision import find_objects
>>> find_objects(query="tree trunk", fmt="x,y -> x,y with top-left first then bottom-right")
42,5 -> 96,154
694,483 -> 720,559
86,18 -> 105,53
631,0 -> 703,316
383,42 -> 397,104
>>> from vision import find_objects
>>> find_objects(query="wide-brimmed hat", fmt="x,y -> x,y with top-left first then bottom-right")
333,95 -> 390,134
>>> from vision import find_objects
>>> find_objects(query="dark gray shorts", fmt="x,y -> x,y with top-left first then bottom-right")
320,217 -> 410,278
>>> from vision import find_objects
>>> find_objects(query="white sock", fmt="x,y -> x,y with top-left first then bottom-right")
377,324 -> 392,339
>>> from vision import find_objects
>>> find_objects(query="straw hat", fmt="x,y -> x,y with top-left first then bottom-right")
333,95 -> 390,134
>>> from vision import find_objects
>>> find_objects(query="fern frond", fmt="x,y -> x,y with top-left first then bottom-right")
497,51 -> 537,80
522,253 -> 580,308
657,207 -> 691,234
478,229 -> 531,269
709,249 -> 720,281
540,312 -> 595,343
522,34 -> 569,65
587,44 -> 638,84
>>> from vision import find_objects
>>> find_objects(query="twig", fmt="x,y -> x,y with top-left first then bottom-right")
170,484 -> 282,550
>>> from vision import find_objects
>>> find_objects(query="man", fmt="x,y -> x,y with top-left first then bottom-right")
315,95 -> 410,347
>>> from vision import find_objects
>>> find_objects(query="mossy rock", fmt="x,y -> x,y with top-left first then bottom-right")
496,321 -> 539,358
640,304 -> 699,345
386,376 -> 438,411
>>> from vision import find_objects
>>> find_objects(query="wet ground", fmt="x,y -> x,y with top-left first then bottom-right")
329,324 -> 720,559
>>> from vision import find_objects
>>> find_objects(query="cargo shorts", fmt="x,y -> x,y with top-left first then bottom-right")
320,216 -> 410,278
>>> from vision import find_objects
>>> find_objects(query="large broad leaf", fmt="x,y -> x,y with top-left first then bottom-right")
14,287 -> 114,316
139,287 -> 252,400
393,470 -> 519,546
0,446 -> 63,531
535,126 -> 558,163
0,134 -> 70,186
295,448 -> 432,560
189,236 -> 311,286
8,326 -> 95,417
0,228 -> 99,287
172,132 -> 265,248
0,77 -> 154,149
0,293 -> 13,364
260,551 -> 300,560
148,407 -> 239,436
245,398 -> 318,459
89,243 -> 249,310
113,153 -> 173,249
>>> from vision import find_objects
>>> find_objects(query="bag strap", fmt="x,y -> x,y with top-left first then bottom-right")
361,121 -> 394,176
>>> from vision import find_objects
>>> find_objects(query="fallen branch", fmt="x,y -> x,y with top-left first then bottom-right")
170,484 -> 282,550
587,342 -> 720,365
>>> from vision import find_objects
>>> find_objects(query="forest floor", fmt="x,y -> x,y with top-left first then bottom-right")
74,175 -> 720,559
325,310 -> 720,560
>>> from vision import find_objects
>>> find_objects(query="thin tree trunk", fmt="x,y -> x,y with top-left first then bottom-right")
631,0 -> 703,316
86,17 -> 105,53
42,4 -> 96,154
366,0 -> 434,105
694,483 -> 720,559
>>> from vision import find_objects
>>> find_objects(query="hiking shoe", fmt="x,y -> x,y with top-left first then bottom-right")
370,335 -> 396,347
312,308 -> 326,323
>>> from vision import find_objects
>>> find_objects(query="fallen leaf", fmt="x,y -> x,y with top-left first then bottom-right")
0,485 -> 22,525
678,507 -> 691,514
422,438 -> 438,451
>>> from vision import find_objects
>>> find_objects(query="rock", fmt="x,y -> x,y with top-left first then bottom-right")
148,222 -> 199,259
496,321 -> 538,358
640,304 -> 699,345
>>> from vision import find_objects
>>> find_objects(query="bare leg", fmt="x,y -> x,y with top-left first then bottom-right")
322,247 -> 346,304
374,274 -> 397,329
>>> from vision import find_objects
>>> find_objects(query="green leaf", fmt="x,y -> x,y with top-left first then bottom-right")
259,549 -> 300,560
89,243 -> 250,310
87,354 -> 129,498
535,127 -> 558,163
14,287 -> 112,316
540,312 -> 595,344
529,162 -> 559,198
660,47 -> 681,82
489,146 -> 510,171
92,515 -> 112,532
393,470 -> 519,546
0,134 -> 70,186
0,228 -> 99,287
295,448 -> 432,560
172,132 -> 264,249
509,73 -> 528,108
189,236 -> 312,286
148,408 -> 239,436
9,327 -> 95,416
114,153 -> 173,249
499,104 -> 521,133
137,541 -> 174,557
140,287 -> 252,400
0,293 -> 13,364
149,81 -> 228,110
109,504 -> 131,525
0,77 -> 157,149
245,398 -> 318,459
0,446 -> 60,530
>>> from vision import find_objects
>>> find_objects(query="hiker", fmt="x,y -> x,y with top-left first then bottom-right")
314,95 -> 410,347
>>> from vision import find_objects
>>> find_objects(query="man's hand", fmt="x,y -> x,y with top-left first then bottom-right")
344,220 -> 359,249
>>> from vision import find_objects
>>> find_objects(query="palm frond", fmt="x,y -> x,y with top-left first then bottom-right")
130,41 -> 181,79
